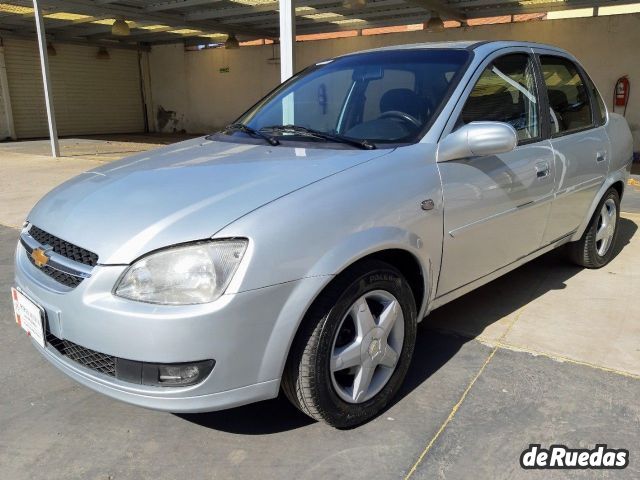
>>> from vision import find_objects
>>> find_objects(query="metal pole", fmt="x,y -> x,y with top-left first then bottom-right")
278,0 -> 296,83
0,44 -> 17,140
33,0 -> 60,157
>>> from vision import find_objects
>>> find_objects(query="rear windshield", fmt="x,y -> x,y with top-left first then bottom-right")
232,49 -> 470,147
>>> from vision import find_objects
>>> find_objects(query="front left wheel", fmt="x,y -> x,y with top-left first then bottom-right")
282,260 -> 417,428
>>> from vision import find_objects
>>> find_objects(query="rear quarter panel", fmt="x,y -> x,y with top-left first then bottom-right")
606,112 -> 634,176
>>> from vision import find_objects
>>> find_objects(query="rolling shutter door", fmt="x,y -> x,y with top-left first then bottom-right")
4,38 -> 144,138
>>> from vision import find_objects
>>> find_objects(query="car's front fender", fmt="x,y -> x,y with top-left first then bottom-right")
255,226 -> 430,385
215,145 -> 444,382
217,144 -> 443,294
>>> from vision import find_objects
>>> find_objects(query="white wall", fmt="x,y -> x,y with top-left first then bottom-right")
148,14 -> 640,149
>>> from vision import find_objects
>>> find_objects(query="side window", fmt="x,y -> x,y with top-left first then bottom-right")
540,55 -> 593,134
595,89 -> 607,125
584,72 -> 607,126
460,53 -> 540,142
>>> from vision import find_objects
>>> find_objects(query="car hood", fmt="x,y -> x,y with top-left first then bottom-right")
27,137 -> 391,264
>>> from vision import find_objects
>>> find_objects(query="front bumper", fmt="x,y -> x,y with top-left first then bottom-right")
34,336 -> 279,412
15,240 -> 327,412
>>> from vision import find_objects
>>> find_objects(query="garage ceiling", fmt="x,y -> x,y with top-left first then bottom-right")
0,0 -> 637,44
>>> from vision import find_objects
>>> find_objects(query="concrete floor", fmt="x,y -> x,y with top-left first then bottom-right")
0,134 -> 196,228
0,136 -> 639,479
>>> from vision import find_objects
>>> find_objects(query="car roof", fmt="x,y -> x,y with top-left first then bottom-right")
350,40 -> 569,56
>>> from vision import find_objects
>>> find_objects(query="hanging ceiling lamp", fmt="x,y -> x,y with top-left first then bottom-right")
112,17 -> 130,36
96,46 -> 110,60
344,0 -> 366,9
225,33 -> 240,49
425,12 -> 444,31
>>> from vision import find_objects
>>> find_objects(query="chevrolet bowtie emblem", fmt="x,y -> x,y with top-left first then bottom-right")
31,248 -> 50,268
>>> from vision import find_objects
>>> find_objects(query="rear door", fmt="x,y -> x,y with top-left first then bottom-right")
534,51 -> 610,243
436,49 -> 555,296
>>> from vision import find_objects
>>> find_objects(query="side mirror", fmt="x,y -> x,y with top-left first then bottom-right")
438,121 -> 518,162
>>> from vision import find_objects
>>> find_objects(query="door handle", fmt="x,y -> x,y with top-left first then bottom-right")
535,162 -> 550,179
596,151 -> 607,162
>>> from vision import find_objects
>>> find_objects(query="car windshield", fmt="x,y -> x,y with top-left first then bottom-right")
230,49 -> 470,147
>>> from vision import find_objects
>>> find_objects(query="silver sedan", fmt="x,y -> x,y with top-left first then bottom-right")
12,40 -> 633,428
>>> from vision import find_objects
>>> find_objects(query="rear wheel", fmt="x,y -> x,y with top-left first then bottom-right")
569,188 -> 620,268
282,260 -> 417,428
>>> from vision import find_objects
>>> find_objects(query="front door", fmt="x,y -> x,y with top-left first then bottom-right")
437,50 -> 555,296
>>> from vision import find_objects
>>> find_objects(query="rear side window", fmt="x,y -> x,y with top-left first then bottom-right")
540,55 -> 593,135
594,88 -> 607,125
460,53 -> 540,143
583,72 -> 607,126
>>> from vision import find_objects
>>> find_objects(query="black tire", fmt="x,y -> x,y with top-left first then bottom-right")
282,259 -> 417,428
568,188 -> 620,268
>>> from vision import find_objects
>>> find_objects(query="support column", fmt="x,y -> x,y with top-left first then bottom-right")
33,0 -> 60,157
138,50 -> 154,133
278,0 -> 296,83
0,44 -> 16,140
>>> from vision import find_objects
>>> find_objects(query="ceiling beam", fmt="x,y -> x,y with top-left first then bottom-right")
261,6 -> 427,28
461,0 -> 598,16
187,0 -> 345,21
68,23 -> 112,37
0,28 -> 149,50
403,0 -> 466,20
150,34 -> 223,46
37,0 -> 276,38
189,0 -> 462,22
45,14 -> 112,30
217,0 -> 407,24
86,25 -> 179,40
147,0 -> 225,12
0,16 -> 35,28
128,27 -> 181,39
296,13 -> 430,32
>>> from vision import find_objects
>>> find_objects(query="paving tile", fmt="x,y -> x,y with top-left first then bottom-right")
426,251 -> 558,344
413,347 -> 640,480
503,215 -> 640,376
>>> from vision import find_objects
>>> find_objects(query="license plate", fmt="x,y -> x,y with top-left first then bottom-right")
11,288 -> 45,349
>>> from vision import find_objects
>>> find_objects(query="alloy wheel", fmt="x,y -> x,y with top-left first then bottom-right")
596,198 -> 617,256
330,290 -> 404,404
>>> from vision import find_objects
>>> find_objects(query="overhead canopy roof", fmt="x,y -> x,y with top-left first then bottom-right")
0,0 -> 638,46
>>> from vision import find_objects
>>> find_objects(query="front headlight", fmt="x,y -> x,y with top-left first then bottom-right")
114,239 -> 248,305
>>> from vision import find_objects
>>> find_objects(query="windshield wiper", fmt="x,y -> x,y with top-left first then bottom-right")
223,123 -> 280,146
261,125 -> 375,150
